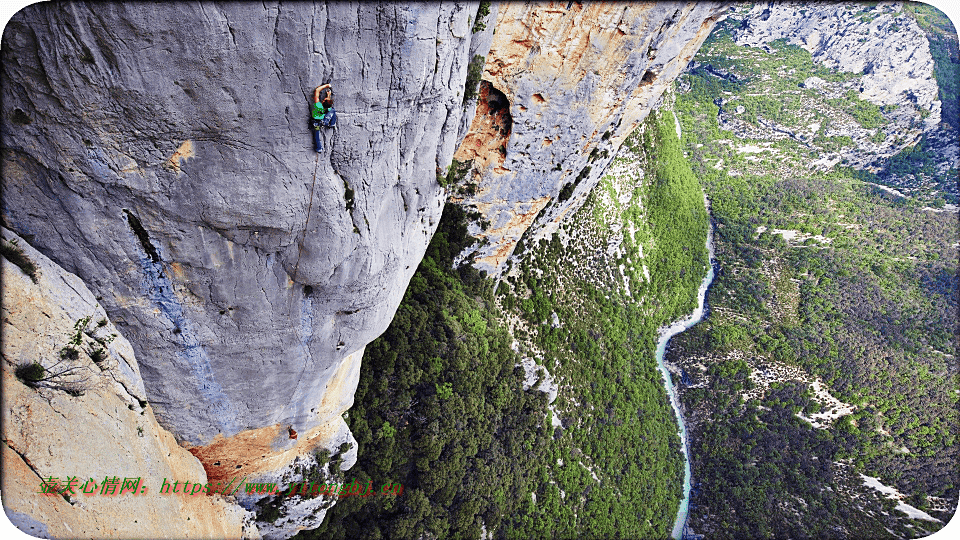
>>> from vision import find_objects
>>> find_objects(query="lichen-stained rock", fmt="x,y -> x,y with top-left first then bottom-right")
1,2 -> 490,450
1,228 -> 253,539
453,1 -> 730,274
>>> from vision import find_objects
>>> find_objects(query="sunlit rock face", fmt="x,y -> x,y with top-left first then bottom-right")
3,3 -> 494,536
1,1 -> 491,446
452,1 -> 730,275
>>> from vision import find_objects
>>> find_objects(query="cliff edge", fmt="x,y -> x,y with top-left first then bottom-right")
452,1 -> 730,274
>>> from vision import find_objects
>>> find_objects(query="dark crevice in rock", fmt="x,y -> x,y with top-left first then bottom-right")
11,107 -> 32,125
641,69 -> 658,86
343,179 -> 355,212
2,440 -> 71,505
122,209 -> 160,263
482,81 -> 513,143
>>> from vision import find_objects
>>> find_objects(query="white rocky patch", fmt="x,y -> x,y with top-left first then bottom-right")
737,144 -> 777,154
739,355 -> 855,429
794,381 -> 855,428
865,182 -> 908,198
517,352 -> 560,428
861,475 -> 942,523
921,203 -> 960,213
807,154 -> 844,170
756,226 -> 832,245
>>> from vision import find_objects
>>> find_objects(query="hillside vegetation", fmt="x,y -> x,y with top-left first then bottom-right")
495,109 -> 709,538
307,110 -> 709,539
670,8 -> 958,539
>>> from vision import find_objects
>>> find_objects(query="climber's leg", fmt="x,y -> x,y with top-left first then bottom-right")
312,120 -> 323,152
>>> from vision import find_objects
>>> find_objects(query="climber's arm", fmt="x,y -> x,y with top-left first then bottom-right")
314,84 -> 331,103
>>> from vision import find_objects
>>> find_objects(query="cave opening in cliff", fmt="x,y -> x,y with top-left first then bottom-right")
481,81 -> 513,139
452,81 -> 514,174
640,69 -> 658,86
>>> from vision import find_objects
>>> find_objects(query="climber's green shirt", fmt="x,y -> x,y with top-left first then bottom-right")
312,102 -> 327,120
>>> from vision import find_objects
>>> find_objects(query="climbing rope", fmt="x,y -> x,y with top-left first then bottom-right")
293,152 -> 321,283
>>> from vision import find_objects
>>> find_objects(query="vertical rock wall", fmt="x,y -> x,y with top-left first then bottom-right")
2,2 -> 731,537
2,2 -> 488,448
453,1 -> 730,274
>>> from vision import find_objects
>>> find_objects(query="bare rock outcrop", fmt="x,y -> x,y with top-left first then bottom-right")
733,1 -> 940,124
719,1 -> 953,175
2,228 -> 253,539
451,1 -> 730,274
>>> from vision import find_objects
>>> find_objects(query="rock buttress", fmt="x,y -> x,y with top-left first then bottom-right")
2,3 -> 494,536
1,1 -> 488,443
452,1 -> 730,274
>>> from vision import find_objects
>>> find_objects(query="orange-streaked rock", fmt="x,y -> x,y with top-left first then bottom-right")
453,2 -> 729,275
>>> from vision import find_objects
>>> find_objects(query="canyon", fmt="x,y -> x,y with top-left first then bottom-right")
1,1 -> 727,537
5,1 -> 954,538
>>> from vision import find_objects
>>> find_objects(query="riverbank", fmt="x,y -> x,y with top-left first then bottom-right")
656,195 -> 715,540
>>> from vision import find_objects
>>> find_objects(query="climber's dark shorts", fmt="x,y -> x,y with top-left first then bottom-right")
320,108 -> 337,127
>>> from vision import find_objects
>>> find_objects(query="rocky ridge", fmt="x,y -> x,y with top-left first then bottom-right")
707,1 -> 956,180
734,1 -> 940,121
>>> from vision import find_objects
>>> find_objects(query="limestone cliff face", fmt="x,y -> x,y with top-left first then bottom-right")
1,228 -> 252,539
2,3 -> 496,536
452,1 -> 730,274
2,2 -> 489,447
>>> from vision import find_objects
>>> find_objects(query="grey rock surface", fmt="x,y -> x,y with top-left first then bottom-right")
1,1 -> 490,446
717,1 -> 956,178
1,227 -> 253,539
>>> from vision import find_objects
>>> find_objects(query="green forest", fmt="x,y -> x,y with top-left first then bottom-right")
305,110 -> 709,539
669,8 -> 958,539
300,203 -> 554,539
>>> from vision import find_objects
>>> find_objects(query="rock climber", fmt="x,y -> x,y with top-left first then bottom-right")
311,83 -> 337,152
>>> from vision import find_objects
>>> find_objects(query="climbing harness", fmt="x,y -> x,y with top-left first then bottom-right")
293,152 -> 321,283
